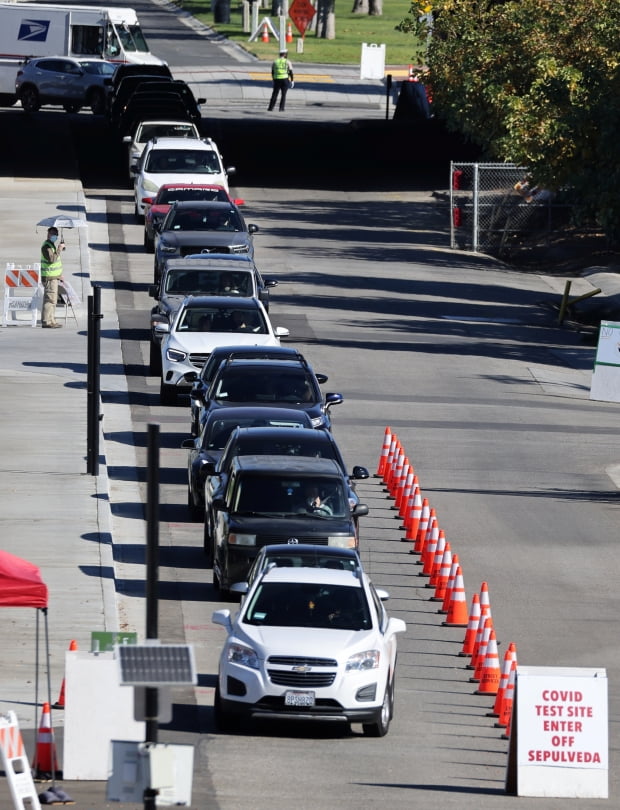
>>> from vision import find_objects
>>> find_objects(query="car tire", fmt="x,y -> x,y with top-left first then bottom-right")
20,86 -> 40,113
160,380 -> 177,406
144,229 -> 154,253
134,201 -> 144,223
88,88 -> 105,115
203,521 -> 213,563
63,103 -> 80,113
214,684 -> 238,733
149,341 -> 162,376
362,677 -> 393,738
188,489 -> 202,522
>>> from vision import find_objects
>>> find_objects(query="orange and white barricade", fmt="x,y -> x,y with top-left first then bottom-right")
3,262 -> 42,327
0,710 -> 41,809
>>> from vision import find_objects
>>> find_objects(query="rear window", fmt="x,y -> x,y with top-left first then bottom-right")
138,124 -> 196,142
159,187 -> 228,204
146,149 -> 221,174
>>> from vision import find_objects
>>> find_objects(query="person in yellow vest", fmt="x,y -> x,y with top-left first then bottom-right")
268,49 -> 294,112
40,227 -> 65,328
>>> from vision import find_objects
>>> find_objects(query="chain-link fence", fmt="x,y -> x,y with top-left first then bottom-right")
449,162 -> 572,258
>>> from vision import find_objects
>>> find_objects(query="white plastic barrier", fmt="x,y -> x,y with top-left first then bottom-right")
0,711 -> 41,810
2,262 -> 42,328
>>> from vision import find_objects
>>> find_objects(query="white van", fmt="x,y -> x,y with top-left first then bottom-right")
0,3 -> 164,105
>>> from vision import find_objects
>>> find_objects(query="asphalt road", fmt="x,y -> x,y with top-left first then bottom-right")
1,2 -> 618,808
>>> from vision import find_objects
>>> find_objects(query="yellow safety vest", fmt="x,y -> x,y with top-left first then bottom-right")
273,57 -> 289,80
40,240 -> 63,278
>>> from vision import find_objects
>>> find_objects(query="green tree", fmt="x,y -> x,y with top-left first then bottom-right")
398,0 -> 620,243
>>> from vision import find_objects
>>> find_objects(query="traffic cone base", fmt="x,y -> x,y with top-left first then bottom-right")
32,703 -> 60,780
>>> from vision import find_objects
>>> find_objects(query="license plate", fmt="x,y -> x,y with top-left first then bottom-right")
284,690 -> 315,707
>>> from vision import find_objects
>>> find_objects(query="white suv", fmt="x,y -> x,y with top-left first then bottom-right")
212,566 -> 406,736
133,136 -> 235,220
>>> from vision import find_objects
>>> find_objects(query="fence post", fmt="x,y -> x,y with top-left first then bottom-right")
472,163 -> 480,252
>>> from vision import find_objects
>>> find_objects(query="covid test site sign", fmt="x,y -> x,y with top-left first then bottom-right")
506,666 -> 608,798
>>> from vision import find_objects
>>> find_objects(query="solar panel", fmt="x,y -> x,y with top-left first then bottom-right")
116,643 -> 197,686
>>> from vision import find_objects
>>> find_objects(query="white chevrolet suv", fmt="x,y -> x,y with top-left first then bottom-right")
133,136 -> 235,220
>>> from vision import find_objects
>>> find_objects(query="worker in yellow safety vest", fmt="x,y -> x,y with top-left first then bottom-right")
40,227 -> 65,328
268,49 -> 294,112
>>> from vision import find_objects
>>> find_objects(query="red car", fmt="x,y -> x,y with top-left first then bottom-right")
143,184 -> 244,252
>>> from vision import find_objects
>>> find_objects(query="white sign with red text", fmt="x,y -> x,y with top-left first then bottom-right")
515,666 -> 608,798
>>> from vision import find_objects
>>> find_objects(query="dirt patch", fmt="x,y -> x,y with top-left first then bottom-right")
505,231 -> 620,277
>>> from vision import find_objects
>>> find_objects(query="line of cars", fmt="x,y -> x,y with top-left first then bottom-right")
121,70 -> 407,737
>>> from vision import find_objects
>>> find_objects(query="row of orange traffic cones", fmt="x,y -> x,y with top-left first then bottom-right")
376,426 -> 517,735
261,22 -> 293,43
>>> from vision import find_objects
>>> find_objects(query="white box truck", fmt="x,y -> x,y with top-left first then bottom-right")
0,3 -> 165,104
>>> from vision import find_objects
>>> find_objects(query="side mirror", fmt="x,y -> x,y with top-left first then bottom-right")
351,465 -> 370,480
230,582 -> 249,595
226,166 -> 236,176
212,609 -> 232,629
197,97 -> 206,104
265,279 -> 278,288
154,323 -> 169,334
352,504 -> 369,518
315,373 -> 328,385
181,438 -> 195,449
325,393 -> 344,409
274,326 -> 289,338
122,135 -> 131,144
148,284 -> 158,298
248,224 -> 259,234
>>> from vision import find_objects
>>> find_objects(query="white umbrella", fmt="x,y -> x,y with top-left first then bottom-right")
36,215 -> 87,238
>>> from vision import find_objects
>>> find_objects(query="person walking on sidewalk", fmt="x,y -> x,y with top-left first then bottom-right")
40,226 -> 65,328
268,50 -> 294,112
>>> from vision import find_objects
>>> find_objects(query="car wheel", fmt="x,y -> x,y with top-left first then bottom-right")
144,229 -> 154,253
188,488 -> 203,522
20,86 -> 40,113
214,684 -> 238,733
149,341 -> 161,376
159,380 -> 177,406
63,103 -> 80,113
88,88 -> 105,115
362,678 -> 393,738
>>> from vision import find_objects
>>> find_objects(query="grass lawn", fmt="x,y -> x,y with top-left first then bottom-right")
173,0 -> 423,65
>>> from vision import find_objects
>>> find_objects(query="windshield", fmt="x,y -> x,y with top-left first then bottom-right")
164,269 -> 252,296
146,150 -> 221,175
212,368 -> 316,404
80,60 -> 116,76
114,23 -> 150,54
244,582 -> 371,630
167,207 -> 243,231
176,306 -> 267,334
232,474 -> 347,517
203,416 -> 307,451
138,124 -> 197,143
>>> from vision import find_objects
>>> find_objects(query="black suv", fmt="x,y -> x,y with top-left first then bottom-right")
195,356 -> 342,435
210,456 -> 369,593
202,425 -> 369,541
185,345 -> 305,435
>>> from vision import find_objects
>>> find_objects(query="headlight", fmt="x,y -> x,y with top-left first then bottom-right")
166,348 -> 187,362
310,415 -> 326,428
228,533 -> 257,546
227,642 -> 259,669
143,178 -> 159,194
160,242 -> 177,254
346,650 -> 380,671
328,536 -> 356,548
231,244 -> 250,254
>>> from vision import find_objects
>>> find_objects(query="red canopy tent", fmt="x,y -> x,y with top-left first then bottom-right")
0,549 -> 48,608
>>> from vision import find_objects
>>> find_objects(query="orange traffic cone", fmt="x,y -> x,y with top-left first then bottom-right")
479,581 -> 491,613
500,660 -> 517,737
467,605 -> 490,669
388,447 -> 405,498
471,615 -> 493,681
395,461 -> 413,514
261,22 -> 269,43
476,630 -> 501,695
431,543 -> 451,601
443,565 -> 469,626
375,427 -> 392,477
32,703 -> 60,779
286,22 -> 293,43
53,640 -> 77,709
403,476 -> 422,540
420,513 -> 438,574
407,64 -> 415,81
440,554 -> 459,613
413,498 -> 430,555
383,435 -> 399,490
427,529 -> 446,589
491,642 -> 517,720
459,592 -> 480,656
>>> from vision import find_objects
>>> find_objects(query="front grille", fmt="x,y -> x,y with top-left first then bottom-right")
189,353 -> 210,368
268,656 -> 337,667
259,535 -> 329,546
268,670 -> 336,688
180,244 -> 231,256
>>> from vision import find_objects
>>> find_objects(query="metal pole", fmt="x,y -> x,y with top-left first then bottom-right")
472,163 -> 480,252
91,285 -> 102,476
86,294 -> 93,474
144,423 -> 160,810
385,74 -> 392,120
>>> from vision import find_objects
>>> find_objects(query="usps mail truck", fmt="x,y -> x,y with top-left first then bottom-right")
0,3 -> 164,104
